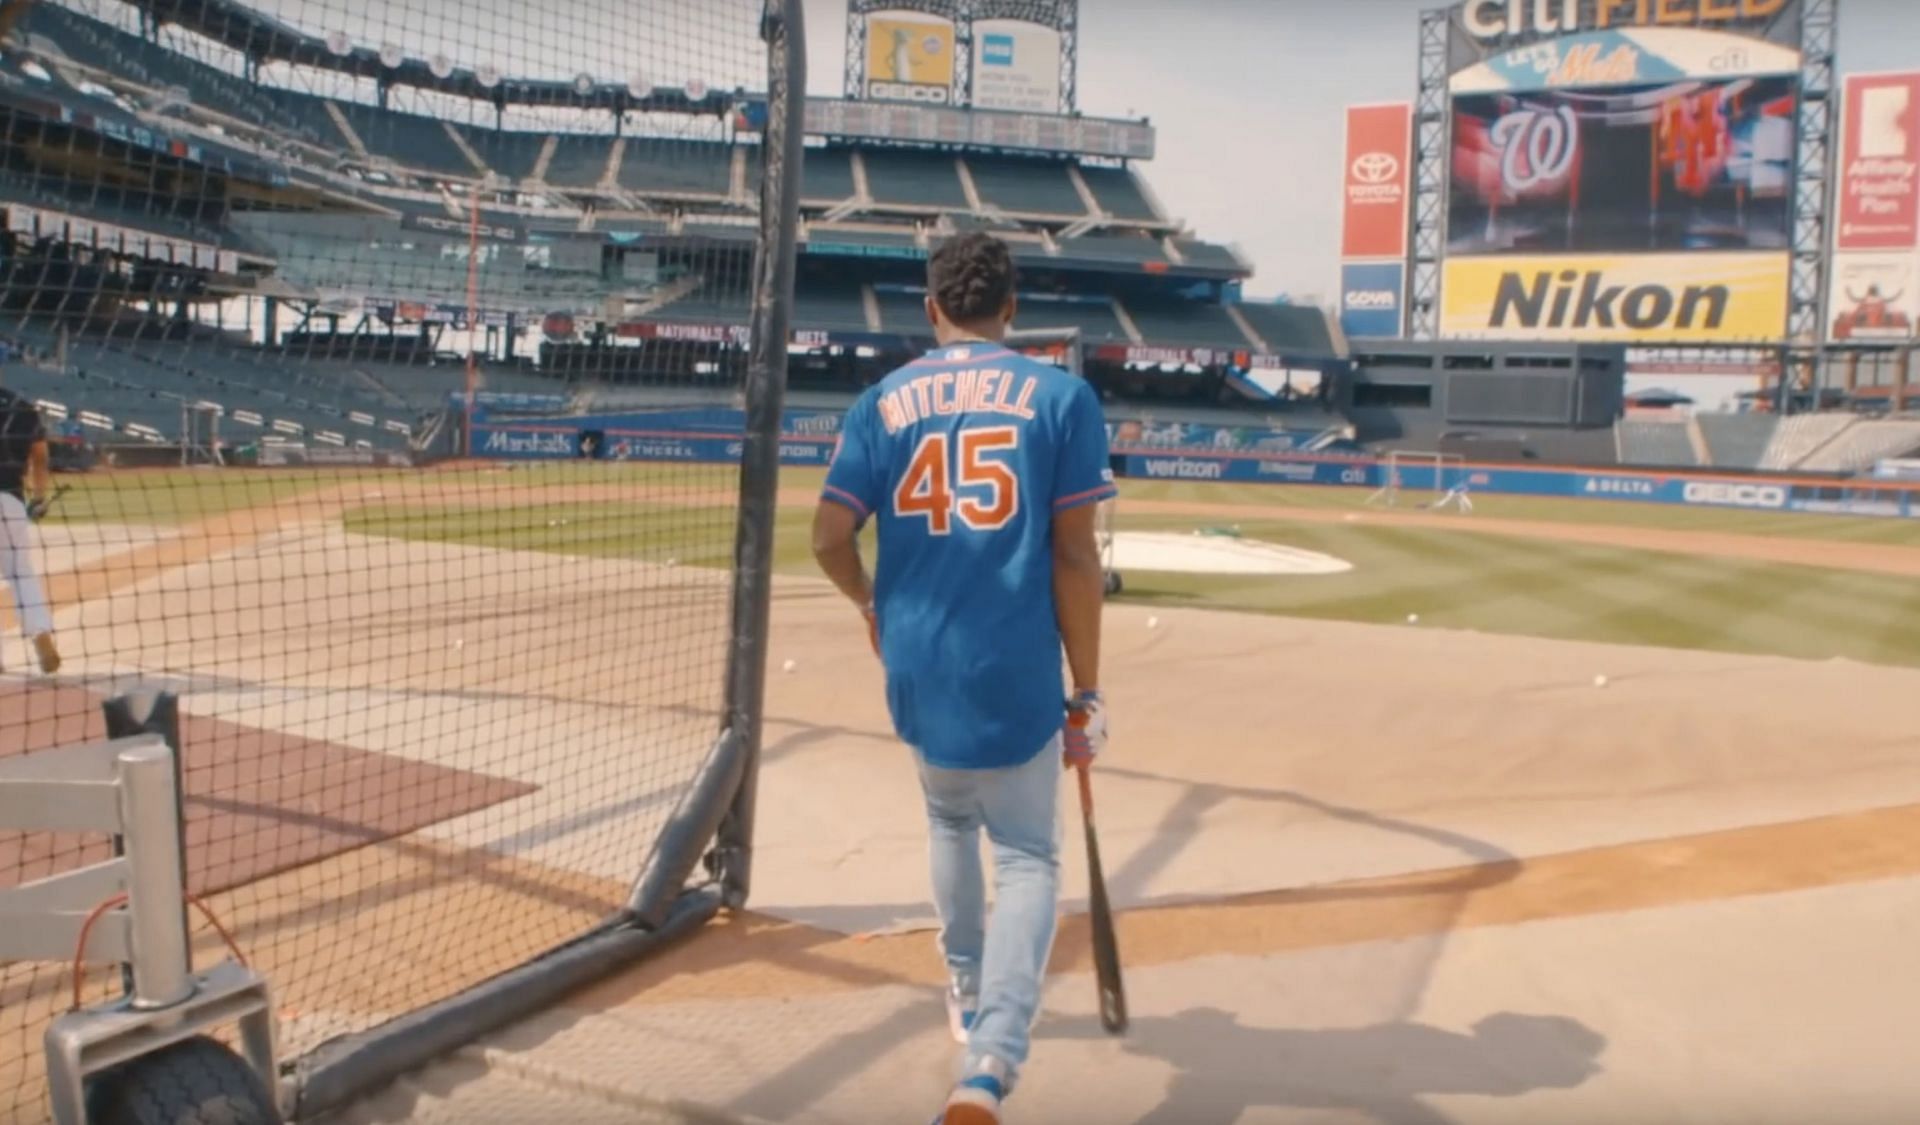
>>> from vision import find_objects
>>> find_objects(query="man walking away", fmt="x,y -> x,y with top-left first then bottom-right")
811,232 -> 1114,1124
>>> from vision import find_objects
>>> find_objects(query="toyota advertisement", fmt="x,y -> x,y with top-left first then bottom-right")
1341,103 -> 1412,260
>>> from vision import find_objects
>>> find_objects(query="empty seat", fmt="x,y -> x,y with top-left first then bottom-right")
967,158 -> 1085,216
1077,165 -> 1159,222
1615,420 -> 1698,467
862,150 -> 967,210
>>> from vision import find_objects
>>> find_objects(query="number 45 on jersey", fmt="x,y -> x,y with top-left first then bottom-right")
894,427 -> 1021,534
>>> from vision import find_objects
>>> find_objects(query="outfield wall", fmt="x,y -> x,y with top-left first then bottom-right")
468,407 -> 1920,520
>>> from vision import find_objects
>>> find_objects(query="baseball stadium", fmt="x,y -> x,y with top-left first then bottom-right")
1,0 -> 1918,1121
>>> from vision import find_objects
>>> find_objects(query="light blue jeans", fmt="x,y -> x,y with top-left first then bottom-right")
915,736 -> 1062,1090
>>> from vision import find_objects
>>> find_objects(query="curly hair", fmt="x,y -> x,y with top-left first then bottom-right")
927,232 -> 1016,325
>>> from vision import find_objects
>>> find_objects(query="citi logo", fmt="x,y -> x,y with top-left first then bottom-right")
1490,270 -> 1730,331
1351,152 -> 1400,184
982,33 -> 1013,65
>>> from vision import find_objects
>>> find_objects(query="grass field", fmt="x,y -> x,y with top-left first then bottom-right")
46,463 -> 1920,668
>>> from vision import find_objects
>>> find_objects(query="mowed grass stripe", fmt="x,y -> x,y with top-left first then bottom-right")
1113,518 -> 1920,667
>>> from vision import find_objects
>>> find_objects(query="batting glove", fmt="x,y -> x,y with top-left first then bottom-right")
1063,690 -> 1107,769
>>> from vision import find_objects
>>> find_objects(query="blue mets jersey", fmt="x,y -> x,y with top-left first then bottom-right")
823,342 -> 1115,770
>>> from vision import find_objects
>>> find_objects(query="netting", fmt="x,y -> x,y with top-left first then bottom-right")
0,0 -> 788,1117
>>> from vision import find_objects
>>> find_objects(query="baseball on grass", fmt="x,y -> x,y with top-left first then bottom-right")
782,659 -> 797,674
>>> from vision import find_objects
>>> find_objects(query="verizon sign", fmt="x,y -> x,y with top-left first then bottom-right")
1837,72 -> 1920,251
1341,103 -> 1412,259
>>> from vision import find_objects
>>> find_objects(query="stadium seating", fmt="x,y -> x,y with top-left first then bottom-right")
619,139 -> 734,197
862,150 -> 968,210
1759,413 -> 1857,470
966,158 -> 1087,217
1235,303 -> 1336,354
1014,299 -> 1129,345
543,136 -> 616,189
22,5 -> 323,146
801,148 -> 858,203
1172,240 -> 1246,272
337,103 -> 479,178
1616,418 -> 1698,467
457,128 -> 549,183
1798,418 -> 1920,473
1123,299 -> 1254,349
792,278 -> 873,333
1055,234 -> 1168,265
1694,412 -> 1779,470
1076,165 -> 1160,222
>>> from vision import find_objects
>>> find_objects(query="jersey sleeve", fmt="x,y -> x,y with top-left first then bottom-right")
1052,380 -> 1117,513
821,393 -> 885,522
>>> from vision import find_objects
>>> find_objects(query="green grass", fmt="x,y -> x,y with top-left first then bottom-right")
45,469 -> 400,524
1112,515 -> 1920,668
46,462 -> 1920,667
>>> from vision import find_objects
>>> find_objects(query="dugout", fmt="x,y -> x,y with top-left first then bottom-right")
1341,339 -> 1626,462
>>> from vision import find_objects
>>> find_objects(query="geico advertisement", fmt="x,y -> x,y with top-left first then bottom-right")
865,14 -> 955,103
1441,253 -> 1788,342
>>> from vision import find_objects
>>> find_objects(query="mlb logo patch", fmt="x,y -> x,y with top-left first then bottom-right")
983,33 -> 1014,67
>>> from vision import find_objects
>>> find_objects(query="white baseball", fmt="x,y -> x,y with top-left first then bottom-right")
1594,674 -> 1610,689
1407,613 -> 1420,625
1147,615 -> 1160,630
782,659 -> 797,673
453,638 -> 465,651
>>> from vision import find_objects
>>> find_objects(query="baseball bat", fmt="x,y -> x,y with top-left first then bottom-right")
1075,762 -> 1127,1035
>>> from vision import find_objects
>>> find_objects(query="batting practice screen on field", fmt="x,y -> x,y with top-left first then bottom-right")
0,0 -> 801,1120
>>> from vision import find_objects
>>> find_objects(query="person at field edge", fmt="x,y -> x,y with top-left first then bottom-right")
0,353 -> 62,675
811,231 -> 1114,1125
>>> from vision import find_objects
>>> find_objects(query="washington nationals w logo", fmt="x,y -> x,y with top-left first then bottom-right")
1491,105 -> 1579,194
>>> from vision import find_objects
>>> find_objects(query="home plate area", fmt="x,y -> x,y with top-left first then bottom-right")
1108,530 -> 1352,576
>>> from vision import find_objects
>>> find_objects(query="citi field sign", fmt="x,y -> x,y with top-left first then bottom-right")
1458,0 -> 1793,43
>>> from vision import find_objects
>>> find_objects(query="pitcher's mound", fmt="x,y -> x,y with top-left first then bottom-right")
1111,531 -> 1352,576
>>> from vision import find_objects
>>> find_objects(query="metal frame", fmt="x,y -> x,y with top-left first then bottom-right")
288,1 -> 807,1117
0,732 -> 277,1125
1366,450 -> 1467,510
1406,7 -> 1450,341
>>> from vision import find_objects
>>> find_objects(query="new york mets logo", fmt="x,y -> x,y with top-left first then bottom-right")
1659,89 -> 1731,197
1491,105 -> 1580,194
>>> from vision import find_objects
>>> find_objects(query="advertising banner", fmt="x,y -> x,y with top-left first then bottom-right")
1341,103 -> 1412,259
1450,27 -> 1802,94
1441,252 -> 1790,342
865,13 -> 956,104
1828,252 -> 1919,341
1449,75 -> 1797,256
971,20 -> 1062,114
1835,72 -> 1920,251
1340,261 -> 1407,339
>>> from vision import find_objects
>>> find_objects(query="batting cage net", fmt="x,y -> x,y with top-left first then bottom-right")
0,0 -> 801,1118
